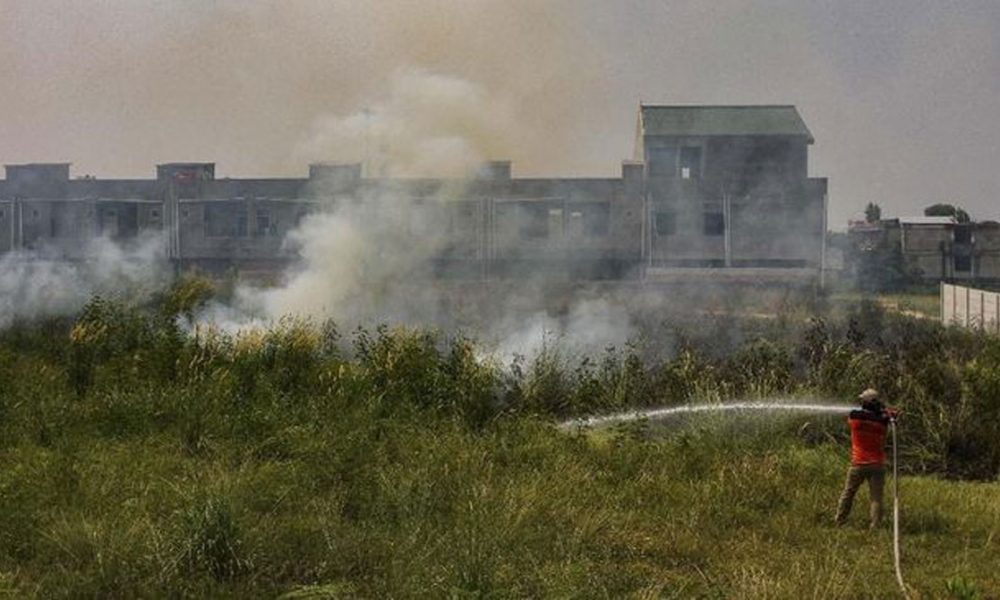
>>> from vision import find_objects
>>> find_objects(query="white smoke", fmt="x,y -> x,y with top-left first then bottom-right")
487,297 -> 635,362
232,191 -> 456,327
0,233 -> 169,328
193,69 -> 639,358
296,68 -> 518,178
203,70 -> 497,330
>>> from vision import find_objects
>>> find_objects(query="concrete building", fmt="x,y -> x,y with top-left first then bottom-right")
637,105 -> 827,283
848,216 -> 1000,283
0,105 -> 827,284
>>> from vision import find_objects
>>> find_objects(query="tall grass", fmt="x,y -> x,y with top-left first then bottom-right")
0,281 -> 998,597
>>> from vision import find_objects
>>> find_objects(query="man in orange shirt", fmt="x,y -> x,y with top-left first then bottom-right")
835,388 -> 899,528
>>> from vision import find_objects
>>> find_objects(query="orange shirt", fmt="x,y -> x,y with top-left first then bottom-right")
848,409 -> 890,466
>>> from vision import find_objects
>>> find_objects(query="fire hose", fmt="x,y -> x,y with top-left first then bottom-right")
890,418 -> 910,599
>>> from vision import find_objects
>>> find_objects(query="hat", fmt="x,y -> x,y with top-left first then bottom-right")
858,388 -> 879,402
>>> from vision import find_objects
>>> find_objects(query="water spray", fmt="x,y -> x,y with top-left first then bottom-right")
563,400 -> 911,598
559,400 -> 853,429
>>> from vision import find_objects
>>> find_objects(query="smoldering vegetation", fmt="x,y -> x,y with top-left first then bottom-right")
0,233 -> 168,329
10,277 -> 998,480
1,280 -> 999,596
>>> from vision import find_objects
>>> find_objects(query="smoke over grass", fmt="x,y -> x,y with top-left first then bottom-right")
0,234 -> 168,328
182,68 -> 634,357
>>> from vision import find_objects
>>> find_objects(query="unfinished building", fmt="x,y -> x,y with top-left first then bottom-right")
849,216 -> 1000,282
0,105 -> 827,284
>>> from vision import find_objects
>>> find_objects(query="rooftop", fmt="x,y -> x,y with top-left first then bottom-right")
896,216 -> 958,226
639,105 -> 813,142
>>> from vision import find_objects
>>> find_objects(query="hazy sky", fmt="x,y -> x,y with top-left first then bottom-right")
1,0 -> 997,228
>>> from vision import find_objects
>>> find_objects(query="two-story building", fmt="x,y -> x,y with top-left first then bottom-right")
637,105 -> 827,283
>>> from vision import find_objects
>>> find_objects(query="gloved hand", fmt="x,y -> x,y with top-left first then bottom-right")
885,407 -> 900,421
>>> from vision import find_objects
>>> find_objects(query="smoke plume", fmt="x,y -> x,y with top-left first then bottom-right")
0,234 -> 169,328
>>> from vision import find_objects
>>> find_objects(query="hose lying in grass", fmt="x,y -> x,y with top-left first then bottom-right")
891,418 -> 910,599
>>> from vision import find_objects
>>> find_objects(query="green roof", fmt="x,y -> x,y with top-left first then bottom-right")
639,105 -> 813,142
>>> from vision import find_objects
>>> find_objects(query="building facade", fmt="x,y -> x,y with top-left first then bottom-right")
0,105 -> 828,283
848,217 -> 1000,282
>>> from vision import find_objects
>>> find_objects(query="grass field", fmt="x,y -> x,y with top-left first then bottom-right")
827,290 -> 942,320
0,401 -> 996,598
0,285 -> 998,598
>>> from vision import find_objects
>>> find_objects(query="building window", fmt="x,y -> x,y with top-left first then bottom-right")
655,211 -> 676,235
954,226 -> 972,244
648,147 -> 678,176
151,209 -> 160,219
955,255 -> 972,272
585,203 -> 610,236
205,202 -> 249,237
704,212 -> 725,236
569,211 -> 584,238
448,204 -> 475,234
255,209 -> 271,236
548,208 -> 564,238
680,146 -> 702,179
520,205 -> 549,239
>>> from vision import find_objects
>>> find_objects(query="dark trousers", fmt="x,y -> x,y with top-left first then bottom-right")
835,464 -> 885,528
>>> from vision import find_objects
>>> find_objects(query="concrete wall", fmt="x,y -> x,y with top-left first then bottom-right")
643,134 -> 823,270
0,147 -> 820,283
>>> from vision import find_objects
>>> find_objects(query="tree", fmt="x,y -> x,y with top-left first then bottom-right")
924,203 -> 956,217
864,202 -> 881,223
852,238 -> 912,292
924,203 -> 971,223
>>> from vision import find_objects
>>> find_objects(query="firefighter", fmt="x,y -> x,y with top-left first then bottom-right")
834,388 -> 899,529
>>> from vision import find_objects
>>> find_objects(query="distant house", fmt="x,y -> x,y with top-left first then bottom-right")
848,216 -> 1000,282
637,105 -> 827,283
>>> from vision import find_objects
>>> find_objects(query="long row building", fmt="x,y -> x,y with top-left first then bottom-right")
0,105 -> 828,283
849,216 -> 1000,283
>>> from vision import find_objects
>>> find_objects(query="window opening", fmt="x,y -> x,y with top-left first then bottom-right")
954,255 -> 972,272
954,226 -> 972,244
255,209 -> 271,236
585,204 -> 610,236
520,205 -> 549,239
680,146 -> 702,179
205,202 -> 249,237
648,147 -> 678,177
703,212 -> 725,236
655,211 -> 676,235
548,208 -> 564,238
569,211 -> 584,238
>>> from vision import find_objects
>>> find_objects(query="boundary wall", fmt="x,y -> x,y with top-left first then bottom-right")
941,282 -> 1000,333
